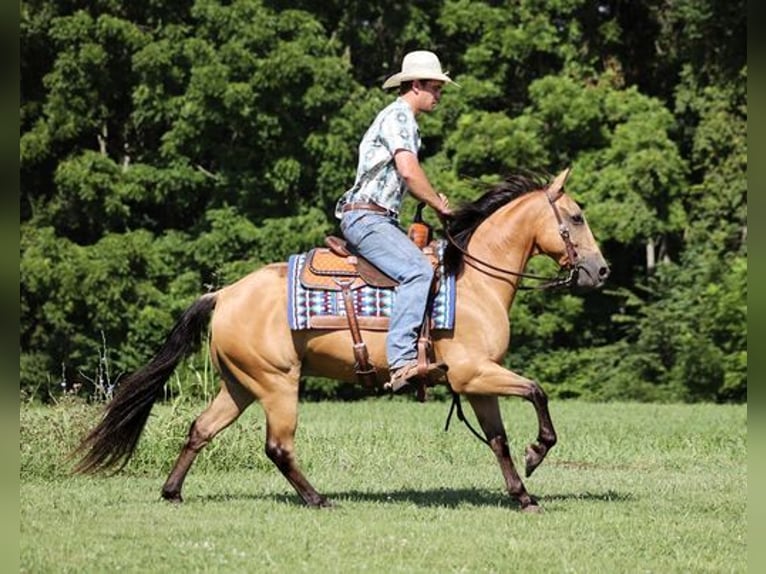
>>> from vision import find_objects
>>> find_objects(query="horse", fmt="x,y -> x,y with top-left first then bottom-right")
73,168 -> 610,513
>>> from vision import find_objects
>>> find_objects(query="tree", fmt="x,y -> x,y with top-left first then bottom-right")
20,0 -> 747,403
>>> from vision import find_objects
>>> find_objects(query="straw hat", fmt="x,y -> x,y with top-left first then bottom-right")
382,50 -> 458,89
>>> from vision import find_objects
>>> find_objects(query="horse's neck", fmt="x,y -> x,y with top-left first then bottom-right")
457,200 -> 537,311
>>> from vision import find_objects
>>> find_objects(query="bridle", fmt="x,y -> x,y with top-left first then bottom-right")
443,187 -> 581,290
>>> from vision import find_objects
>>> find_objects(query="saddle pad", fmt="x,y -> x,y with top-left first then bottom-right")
287,248 -> 456,331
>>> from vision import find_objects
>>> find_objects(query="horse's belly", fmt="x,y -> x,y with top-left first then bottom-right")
300,329 -> 389,383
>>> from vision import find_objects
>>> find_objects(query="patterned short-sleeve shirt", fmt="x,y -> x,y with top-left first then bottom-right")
335,98 -> 421,218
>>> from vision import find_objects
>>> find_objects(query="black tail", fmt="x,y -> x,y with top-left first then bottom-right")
73,293 -> 217,474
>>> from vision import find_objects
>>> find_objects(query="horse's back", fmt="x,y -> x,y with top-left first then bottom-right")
215,262 -> 289,319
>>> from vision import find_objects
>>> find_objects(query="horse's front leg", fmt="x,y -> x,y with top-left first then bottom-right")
465,394 -> 540,512
458,363 -> 557,478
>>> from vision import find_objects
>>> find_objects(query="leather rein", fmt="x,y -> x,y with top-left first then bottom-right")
443,188 -> 580,291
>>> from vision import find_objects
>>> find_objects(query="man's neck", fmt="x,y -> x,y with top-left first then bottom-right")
399,92 -> 421,115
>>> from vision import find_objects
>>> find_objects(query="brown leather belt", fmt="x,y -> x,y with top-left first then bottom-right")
342,202 -> 391,215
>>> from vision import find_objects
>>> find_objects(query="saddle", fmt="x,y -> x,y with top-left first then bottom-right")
297,217 -> 444,401
299,235 -> 438,291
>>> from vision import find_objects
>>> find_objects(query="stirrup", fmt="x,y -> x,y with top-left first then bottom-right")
384,361 -> 448,393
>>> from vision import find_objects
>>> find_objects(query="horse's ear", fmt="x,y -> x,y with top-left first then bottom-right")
547,167 -> 572,199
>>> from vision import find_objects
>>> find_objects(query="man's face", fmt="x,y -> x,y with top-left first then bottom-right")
414,80 -> 445,112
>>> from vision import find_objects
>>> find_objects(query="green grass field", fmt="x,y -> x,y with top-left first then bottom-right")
21,398 -> 746,573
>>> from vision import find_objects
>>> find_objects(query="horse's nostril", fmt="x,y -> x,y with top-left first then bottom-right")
599,266 -> 610,278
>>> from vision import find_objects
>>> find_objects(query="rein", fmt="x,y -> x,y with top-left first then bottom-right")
443,188 -> 580,290
444,388 -> 490,446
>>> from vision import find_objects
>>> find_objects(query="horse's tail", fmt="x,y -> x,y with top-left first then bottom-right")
72,292 -> 218,475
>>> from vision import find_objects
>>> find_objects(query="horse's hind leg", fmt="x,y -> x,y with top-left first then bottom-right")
161,381 -> 253,502
466,394 -> 540,512
262,387 -> 331,508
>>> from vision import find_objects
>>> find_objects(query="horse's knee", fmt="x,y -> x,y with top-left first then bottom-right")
525,382 -> 556,446
525,381 -> 552,416
525,381 -> 548,405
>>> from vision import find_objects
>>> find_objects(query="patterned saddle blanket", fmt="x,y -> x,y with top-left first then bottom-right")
287,241 -> 456,331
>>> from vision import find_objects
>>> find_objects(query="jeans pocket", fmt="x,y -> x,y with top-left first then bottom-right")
340,211 -> 370,236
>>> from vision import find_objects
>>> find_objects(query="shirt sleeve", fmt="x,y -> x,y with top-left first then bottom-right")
378,107 -> 419,156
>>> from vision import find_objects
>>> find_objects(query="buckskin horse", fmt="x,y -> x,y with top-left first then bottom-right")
74,168 -> 609,512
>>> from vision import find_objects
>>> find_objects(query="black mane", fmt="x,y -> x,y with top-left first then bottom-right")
442,172 -> 547,276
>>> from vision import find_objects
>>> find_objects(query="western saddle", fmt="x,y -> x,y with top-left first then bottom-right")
298,210 -> 444,400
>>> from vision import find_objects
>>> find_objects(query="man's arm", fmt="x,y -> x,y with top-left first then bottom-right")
394,150 -> 451,217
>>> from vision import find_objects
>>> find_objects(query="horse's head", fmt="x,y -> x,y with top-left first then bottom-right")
531,168 -> 610,290
443,168 -> 609,291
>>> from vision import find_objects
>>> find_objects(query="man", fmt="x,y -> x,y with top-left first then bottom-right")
335,50 -> 457,392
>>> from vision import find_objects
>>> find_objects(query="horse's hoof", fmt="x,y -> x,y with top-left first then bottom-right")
308,496 -> 335,509
161,491 -> 183,504
521,504 -> 543,514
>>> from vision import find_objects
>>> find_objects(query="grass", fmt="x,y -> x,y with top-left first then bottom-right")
20,397 -> 746,573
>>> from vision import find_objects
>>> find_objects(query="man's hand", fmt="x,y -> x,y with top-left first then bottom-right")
436,193 -> 453,219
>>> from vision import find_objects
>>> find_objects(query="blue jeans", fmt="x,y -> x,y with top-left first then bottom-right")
340,211 -> 434,370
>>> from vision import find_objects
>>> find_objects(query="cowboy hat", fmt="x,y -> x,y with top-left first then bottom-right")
382,50 -> 459,89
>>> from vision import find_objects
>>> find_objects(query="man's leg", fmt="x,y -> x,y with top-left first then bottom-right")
340,212 -> 433,369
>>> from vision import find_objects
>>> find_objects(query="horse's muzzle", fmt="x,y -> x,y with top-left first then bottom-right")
574,256 -> 610,290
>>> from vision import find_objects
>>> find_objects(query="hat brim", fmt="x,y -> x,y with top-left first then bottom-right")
382,72 -> 459,90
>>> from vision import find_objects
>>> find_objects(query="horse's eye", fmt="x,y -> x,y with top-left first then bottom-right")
571,213 -> 585,225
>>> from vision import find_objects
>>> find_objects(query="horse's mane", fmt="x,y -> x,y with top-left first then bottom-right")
442,171 -> 548,276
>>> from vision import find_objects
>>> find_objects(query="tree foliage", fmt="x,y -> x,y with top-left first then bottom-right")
20,0 -> 746,403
